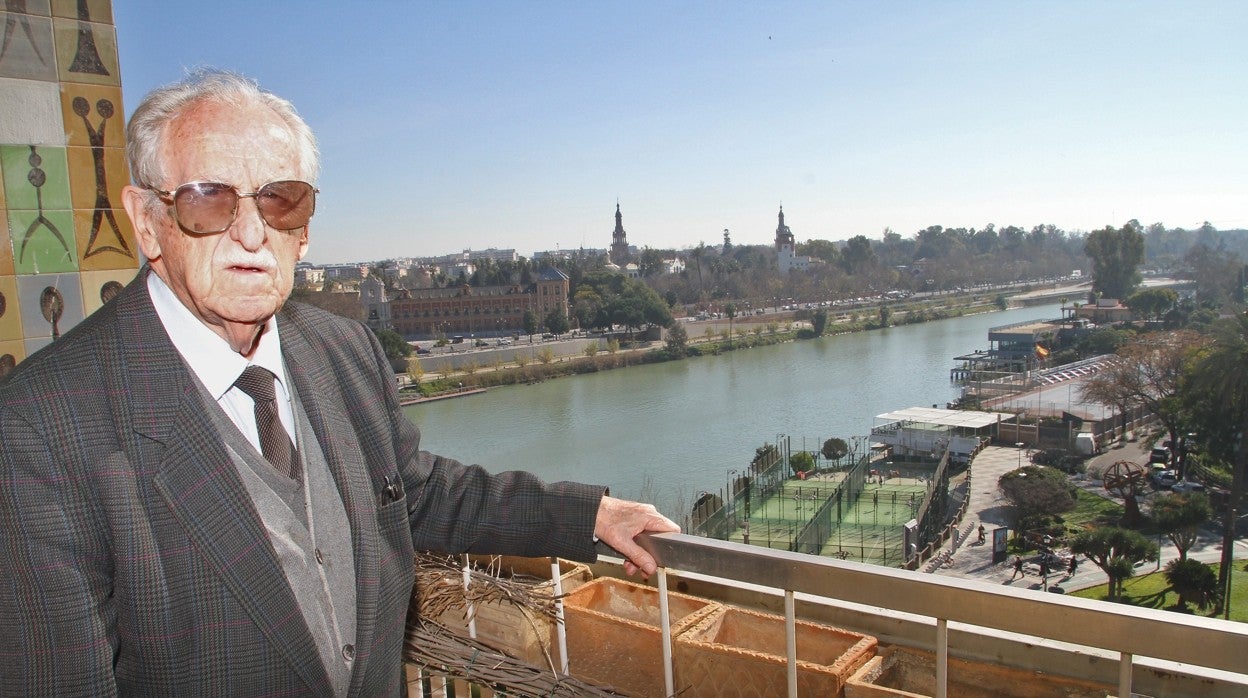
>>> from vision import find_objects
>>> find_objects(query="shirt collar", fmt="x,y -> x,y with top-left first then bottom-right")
147,271 -> 288,400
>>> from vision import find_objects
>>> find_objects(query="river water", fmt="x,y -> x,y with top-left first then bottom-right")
406,303 -> 1061,520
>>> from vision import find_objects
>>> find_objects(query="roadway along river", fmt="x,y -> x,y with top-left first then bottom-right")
406,303 -> 1062,521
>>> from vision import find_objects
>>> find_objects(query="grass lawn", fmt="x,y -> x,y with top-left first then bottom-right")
1070,562 -> 1248,623
1063,487 -> 1130,529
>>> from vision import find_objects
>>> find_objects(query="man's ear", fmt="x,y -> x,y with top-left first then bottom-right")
296,226 -> 309,261
122,185 -> 162,261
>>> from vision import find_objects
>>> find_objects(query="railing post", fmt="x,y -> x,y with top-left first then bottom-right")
785,590 -> 798,698
1119,651 -> 1133,698
550,558 -> 569,674
936,617 -> 948,698
658,568 -> 675,698
460,555 -> 476,639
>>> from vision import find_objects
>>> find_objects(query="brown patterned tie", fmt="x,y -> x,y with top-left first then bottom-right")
234,366 -> 299,479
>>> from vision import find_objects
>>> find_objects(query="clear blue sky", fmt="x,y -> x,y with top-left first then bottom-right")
114,1 -> 1247,265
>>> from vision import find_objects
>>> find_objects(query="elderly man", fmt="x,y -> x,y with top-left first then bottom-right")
0,70 -> 677,696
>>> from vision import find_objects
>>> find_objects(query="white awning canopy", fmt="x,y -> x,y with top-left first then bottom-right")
874,407 -> 1003,430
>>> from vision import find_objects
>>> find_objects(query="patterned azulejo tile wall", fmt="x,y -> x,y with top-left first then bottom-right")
0,0 -> 138,376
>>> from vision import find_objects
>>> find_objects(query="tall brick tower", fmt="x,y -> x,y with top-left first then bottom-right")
610,202 -> 630,263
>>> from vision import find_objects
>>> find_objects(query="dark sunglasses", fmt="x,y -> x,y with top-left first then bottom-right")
143,180 -> 318,235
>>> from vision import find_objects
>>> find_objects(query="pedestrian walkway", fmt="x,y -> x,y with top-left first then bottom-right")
927,439 -> 1230,593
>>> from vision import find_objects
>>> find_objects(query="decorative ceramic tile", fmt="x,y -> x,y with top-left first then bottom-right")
0,11 -> 57,81
9,0 -> 51,17
78,266 -> 133,316
60,83 -> 123,148
0,77 -> 65,145
73,206 -> 134,271
22,334 -> 51,357
51,0 -> 111,24
53,16 -> 118,86
0,273 -> 20,340
0,340 -> 23,380
17,270 -> 83,341
2,144 -> 71,210
0,207 -> 12,276
67,144 -> 124,210
8,208 -> 78,273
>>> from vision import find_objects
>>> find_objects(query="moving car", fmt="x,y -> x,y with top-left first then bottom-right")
1150,447 -> 1169,464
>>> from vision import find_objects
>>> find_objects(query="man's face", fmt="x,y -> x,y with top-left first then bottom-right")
124,98 -> 310,355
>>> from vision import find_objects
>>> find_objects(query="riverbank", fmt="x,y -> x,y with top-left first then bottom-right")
403,293 -> 1008,398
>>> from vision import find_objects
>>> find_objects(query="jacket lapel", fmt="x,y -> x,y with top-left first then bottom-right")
114,272 -> 332,695
280,314 -> 382,691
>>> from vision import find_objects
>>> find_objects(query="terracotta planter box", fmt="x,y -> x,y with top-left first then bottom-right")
417,555 -> 592,667
675,605 -> 877,697
561,577 -> 721,698
845,646 -> 1113,698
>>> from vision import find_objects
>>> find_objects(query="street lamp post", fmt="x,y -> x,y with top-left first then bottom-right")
1016,442 -> 1025,469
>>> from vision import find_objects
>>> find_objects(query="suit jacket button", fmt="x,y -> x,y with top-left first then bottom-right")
342,644 -> 355,662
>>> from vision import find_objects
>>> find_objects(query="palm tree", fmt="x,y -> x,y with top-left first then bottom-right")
1165,558 -> 1221,612
1183,314 -> 1248,617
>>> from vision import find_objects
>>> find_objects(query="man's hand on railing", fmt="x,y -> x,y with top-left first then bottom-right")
594,495 -> 681,578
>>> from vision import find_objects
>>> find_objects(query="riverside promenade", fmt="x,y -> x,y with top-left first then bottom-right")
929,440 -> 1239,593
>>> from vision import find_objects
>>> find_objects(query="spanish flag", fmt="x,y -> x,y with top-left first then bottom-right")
1035,344 -> 1049,358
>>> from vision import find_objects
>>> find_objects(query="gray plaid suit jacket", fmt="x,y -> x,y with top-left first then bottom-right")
0,268 -> 603,696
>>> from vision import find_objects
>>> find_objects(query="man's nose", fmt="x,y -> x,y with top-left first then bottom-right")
229,194 -> 268,250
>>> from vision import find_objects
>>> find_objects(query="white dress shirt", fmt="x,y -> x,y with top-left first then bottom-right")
147,273 -> 297,453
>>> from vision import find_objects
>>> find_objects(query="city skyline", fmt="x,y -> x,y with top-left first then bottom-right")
114,2 -> 1248,265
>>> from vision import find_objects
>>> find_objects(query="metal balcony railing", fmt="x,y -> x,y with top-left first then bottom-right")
623,532 -> 1248,698
410,532 -> 1248,697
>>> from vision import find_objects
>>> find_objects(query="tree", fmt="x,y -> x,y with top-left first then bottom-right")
522,310 -> 539,342
1083,222 -> 1145,300
821,437 -> 848,463
665,323 -> 688,356
544,308 -> 570,336
1125,288 -> 1178,322
1069,526 -> 1159,602
1151,492 -> 1212,562
1079,331 -> 1208,473
811,309 -> 828,337
998,465 -> 1077,529
840,235 -> 877,275
790,451 -> 815,475
1164,558 -> 1221,612
1182,314 -> 1248,616
373,328 -> 412,372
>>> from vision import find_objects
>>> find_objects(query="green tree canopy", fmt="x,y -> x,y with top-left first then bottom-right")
664,323 -> 688,356
1125,287 -> 1178,321
1164,558 -> 1221,612
821,438 -> 848,462
790,451 -> 816,474
1181,313 -> 1248,614
373,328 -> 412,370
998,465 -> 1077,528
1084,221 -> 1145,300
522,309 -> 539,341
1151,492 -> 1212,562
1070,526 -> 1159,602
544,308 -> 571,336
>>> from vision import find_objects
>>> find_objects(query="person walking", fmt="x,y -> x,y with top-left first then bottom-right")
1010,555 -> 1025,580
977,523 -> 986,545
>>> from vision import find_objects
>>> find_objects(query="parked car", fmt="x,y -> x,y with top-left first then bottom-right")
1151,469 -> 1178,489
1150,447 -> 1169,464
497,337 -> 512,346
1170,480 -> 1206,495
415,346 -> 431,355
